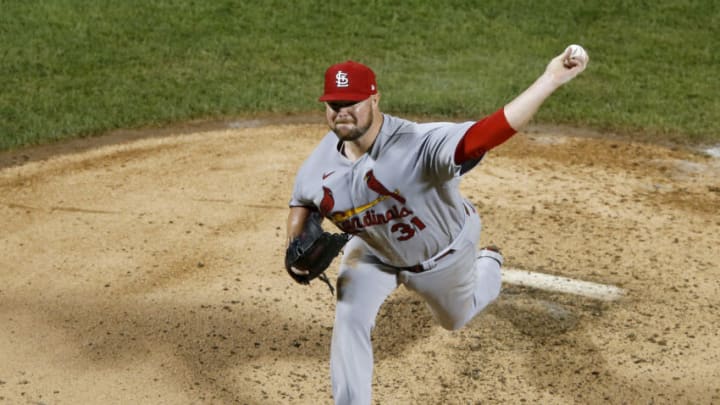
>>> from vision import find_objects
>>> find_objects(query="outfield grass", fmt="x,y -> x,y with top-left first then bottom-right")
1,0 -> 717,151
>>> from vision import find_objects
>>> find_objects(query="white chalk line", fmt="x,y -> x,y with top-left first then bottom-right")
704,145 -> 720,158
502,267 -> 625,301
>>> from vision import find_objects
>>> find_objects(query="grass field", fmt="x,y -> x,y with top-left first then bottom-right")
1,0 -> 718,150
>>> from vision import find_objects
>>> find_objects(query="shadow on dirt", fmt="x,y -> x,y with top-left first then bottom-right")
487,287 -> 683,403
8,290 -> 329,404
373,292 -> 436,361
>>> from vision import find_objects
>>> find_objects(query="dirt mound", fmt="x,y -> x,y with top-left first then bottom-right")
1,123 -> 719,404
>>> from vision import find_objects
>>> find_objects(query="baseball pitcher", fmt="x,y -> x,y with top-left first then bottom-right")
285,45 -> 589,405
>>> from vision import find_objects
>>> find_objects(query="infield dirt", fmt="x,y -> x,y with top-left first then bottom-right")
1,119 -> 719,404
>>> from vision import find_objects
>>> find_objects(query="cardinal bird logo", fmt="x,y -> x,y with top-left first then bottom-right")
320,186 -> 335,216
364,170 -> 405,204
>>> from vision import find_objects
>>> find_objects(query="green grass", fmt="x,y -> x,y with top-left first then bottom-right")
1,0 -> 718,150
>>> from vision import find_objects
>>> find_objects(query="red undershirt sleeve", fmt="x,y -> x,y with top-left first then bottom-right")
454,107 -> 517,164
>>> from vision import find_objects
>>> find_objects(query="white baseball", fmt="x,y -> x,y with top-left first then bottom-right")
568,44 -> 588,63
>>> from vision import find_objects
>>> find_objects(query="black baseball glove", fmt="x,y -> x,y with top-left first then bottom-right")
285,211 -> 350,294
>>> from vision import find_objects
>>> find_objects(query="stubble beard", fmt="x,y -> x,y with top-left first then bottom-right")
332,109 -> 374,142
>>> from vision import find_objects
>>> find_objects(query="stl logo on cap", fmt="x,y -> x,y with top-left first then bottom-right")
319,61 -> 378,102
335,71 -> 349,88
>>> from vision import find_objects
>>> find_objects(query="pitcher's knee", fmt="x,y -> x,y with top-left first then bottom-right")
436,290 -> 500,331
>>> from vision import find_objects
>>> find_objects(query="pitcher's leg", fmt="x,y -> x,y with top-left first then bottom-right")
331,245 -> 397,405
400,244 -> 503,331
468,248 -> 503,322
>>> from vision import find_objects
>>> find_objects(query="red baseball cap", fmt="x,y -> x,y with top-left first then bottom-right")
318,60 -> 378,102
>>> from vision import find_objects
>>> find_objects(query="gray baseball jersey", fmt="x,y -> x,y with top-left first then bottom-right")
290,114 -> 477,267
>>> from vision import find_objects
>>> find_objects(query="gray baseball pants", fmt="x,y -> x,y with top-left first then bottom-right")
330,209 -> 502,405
